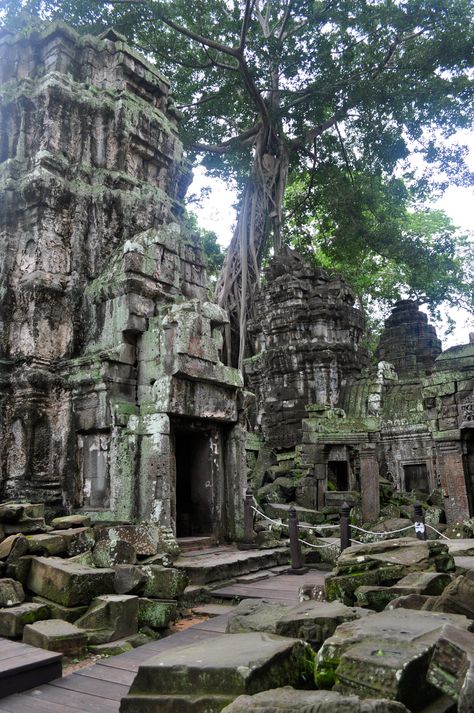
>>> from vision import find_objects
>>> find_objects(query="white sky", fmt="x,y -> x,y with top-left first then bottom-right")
189,137 -> 474,350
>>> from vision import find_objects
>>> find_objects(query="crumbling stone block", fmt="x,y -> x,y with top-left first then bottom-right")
23,619 -> 87,655
0,578 -> 25,607
138,598 -> 177,630
27,556 -> 115,606
0,602 -> 50,638
75,594 -> 139,644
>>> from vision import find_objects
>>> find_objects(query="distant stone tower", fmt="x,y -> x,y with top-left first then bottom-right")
375,300 -> 442,377
245,248 -> 367,450
0,24 -> 246,539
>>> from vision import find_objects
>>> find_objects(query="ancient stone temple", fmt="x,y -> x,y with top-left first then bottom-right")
0,24 -> 246,539
245,248 -> 368,450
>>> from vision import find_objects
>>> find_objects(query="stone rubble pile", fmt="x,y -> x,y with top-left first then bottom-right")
0,501 -> 188,654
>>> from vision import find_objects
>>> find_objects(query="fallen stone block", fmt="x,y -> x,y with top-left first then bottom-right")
114,564 -> 147,594
3,518 -> 47,535
26,533 -> 67,556
0,601 -> 50,637
0,503 -> 44,522
75,594 -> 138,644
315,608 -> 474,694
92,538 -> 136,567
138,598 -> 177,630
427,624 -> 474,713
32,596 -> 88,622
0,533 -> 29,561
121,632 -> 315,713
6,555 -> 32,584
50,527 -> 95,556
89,639 -> 134,656
430,570 -> 474,619
27,556 -> 115,606
226,598 -> 371,650
326,538 -> 455,605
221,687 -> 410,712
23,618 -> 87,656
141,565 -> 188,599
51,515 -> 91,529
0,578 -> 25,607
96,524 -> 160,556
355,586 -> 403,612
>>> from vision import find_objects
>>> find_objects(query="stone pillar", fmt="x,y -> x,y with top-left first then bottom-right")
359,445 -> 380,522
436,439 -> 471,523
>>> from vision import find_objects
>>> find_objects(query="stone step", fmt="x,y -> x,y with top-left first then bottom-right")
178,536 -> 216,553
120,632 -> 313,713
174,546 -> 289,585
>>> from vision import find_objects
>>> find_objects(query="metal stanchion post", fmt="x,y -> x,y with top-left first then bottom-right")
288,506 -> 308,574
413,500 -> 427,541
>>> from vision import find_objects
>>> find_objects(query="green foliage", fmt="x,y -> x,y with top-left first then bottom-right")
183,211 -> 225,279
3,0 -> 473,323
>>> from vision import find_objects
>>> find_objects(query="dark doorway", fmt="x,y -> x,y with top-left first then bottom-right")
404,463 -> 429,493
328,460 -> 349,491
462,431 -> 474,516
175,430 -> 213,537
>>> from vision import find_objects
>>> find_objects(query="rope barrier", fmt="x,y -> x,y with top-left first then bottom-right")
425,523 -> 450,540
250,506 -> 284,528
351,523 -> 415,536
298,537 -> 340,549
251,505 -> 339,532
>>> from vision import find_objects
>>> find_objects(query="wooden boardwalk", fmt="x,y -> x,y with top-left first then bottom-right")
0,569 -> 327,713
0,639 -> 62,700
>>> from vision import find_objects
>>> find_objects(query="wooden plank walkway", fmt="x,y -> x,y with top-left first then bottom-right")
0,569 -> 327,713
211,568 -> 327,603
0,639 -> 62,700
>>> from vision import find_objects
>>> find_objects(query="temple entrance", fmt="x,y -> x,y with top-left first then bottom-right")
403,463 -> 429,493
174,429 -> 214,538
328,460 -> 349,491
462,430 -> 474,515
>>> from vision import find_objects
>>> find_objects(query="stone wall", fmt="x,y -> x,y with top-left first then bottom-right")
0,24 -> 246,540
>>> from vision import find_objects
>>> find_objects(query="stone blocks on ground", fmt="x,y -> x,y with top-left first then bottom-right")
120,632 -> 314,713
0,534 -> 29,562
114,565 -> 148,594
51,515 -> 91,529
75,594 -> 139,644
32,596 -> 88,622
141,565 -> 188,599
23,618 -> 87,655
92,539 -> 137,567
27,556 -> 115,606
427,624 -> 474,712
137,598 -> 177,630
221,687 -> 410,713
96,524 -> 160,556
226,598 -> 370,651
325,538 -> 454,605
0,578 -> 25,607
315,608 -> 473,710
0,601 -> 50,637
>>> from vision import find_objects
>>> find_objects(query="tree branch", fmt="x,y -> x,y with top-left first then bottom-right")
191,122 -> 262,153
240,0 -> 255,51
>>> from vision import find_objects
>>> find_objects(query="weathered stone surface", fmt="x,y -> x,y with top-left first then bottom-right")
0,503 -> 44,522
0,602 -> 50,638
138,598 -> 177,629
89,639 -> 134,656
51,528 -> 96,557
427,624 -> 474,713
0,534 -> 29,562
430,570 -> 474,619
75,594 -> 138,644
355,572 -> 452,611
226,599 -> 370,651
92,539 -> 137,567
315,608 -> 473,705
326,538 -> 454,605
0,578 -> 25,607
6,555 -> 32,584
23,619 -> 87,655
27,556 -> 115,606
221,687 -> 410,713
141,565 -> 188,599
26,533 -> 67,555
96,525 -> 160,557
114,565 -> 148,595
121,633 -> 315,713
32,596 -> 88,623
51,515 -> 92,529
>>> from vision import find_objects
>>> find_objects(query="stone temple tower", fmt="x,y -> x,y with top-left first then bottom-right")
0,24 -> 246,540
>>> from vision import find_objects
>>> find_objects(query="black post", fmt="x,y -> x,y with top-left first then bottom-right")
288,506 -> 308,575
238,487 -> 256,550
413,500 -> 427,541
340,501 -> 351,551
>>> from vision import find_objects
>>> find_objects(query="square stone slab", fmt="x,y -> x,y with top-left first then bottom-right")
23,619 -> 87,655
121,632 -> 313,713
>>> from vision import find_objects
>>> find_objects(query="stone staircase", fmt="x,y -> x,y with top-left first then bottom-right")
174,544 -> 290,586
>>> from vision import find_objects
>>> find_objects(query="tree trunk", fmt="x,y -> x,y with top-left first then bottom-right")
216,129 -> 288,370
